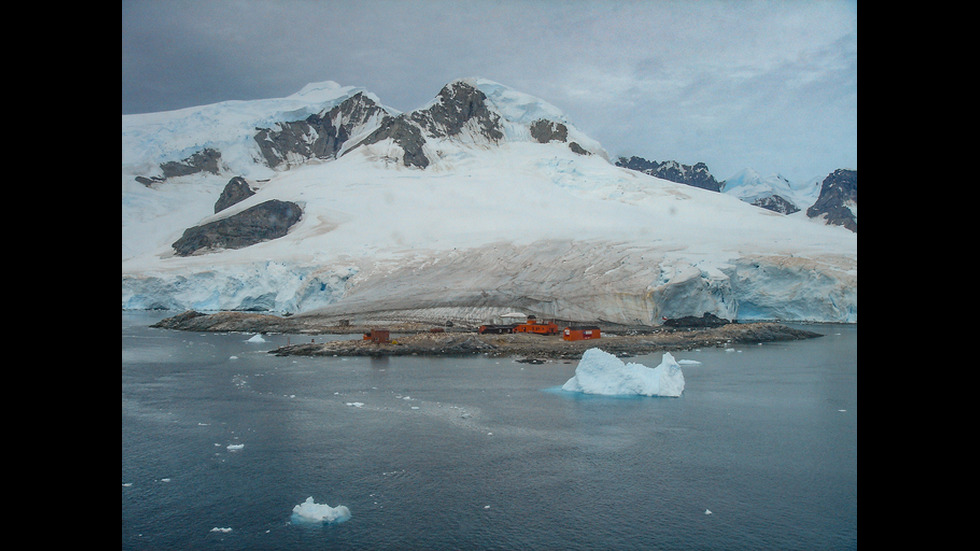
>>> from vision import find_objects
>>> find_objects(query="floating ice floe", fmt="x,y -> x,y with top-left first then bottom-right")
291,497 -> 351,524
561,348 -> 685,397
227,443 -> 244,451
246,334 -> 266,343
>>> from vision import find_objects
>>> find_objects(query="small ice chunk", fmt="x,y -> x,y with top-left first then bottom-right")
210,527 -> 232,533
246,334 -> 266,343
346,402 -> 364,408
227,443 -> 244,451
291,497 -> 351,524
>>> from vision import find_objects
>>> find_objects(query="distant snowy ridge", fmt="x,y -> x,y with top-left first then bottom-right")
721,168 -> 821,213
122,78 -> 857,324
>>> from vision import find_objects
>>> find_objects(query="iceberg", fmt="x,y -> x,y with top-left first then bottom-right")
291,497 -> 351,524
562,348 -> 685,397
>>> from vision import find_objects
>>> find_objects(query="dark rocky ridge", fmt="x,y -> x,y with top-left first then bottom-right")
353,115 -> 431,168
807,169 -> 857,232
408,81 -> 503,141
616,156 -> 723,192
752,194 -> 799,215
159,148 -> 222,179
171,199 -> 303,256
254,92 -> 388,169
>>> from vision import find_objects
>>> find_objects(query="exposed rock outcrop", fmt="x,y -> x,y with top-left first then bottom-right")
214,176 -> 256,213
354,115 -> 431,168
530,119 -> 568,143
172,199 -> 302,256
751,194 -> 799,215
807,169 -> 857,232
350,80 -> 506,169
160,148 -> 222,178
254,92 -> 389,169
409,80 -> 503,141
616,156 -> 723,192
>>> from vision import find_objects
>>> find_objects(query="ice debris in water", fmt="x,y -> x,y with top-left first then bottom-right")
291,497 -> 351,524
561,348 -> 685,397
246,334 -> 266,343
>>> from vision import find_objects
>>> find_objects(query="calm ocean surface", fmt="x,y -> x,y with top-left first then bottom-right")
122,311 -> 857,550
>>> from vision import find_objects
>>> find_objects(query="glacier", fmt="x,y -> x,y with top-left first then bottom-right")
562,348 -> 685,397
122,78 -> 856,325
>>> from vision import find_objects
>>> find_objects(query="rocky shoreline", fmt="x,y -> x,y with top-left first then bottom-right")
150,310 -> 825,360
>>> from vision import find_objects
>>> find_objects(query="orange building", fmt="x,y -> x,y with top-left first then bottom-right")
563,326 -> 601,341
514,316 -> 560,335
363,328 -> 390,343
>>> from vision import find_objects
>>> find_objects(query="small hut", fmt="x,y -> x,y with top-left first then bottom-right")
563,326 -> 601,341
363,328 -> 391,343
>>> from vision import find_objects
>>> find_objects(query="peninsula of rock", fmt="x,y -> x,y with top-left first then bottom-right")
150,310 -> 824,360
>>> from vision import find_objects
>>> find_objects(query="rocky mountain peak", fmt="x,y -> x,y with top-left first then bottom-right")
254,91 -> 390,170
409,80 -> 504,142
807,169 -> 857,232
345,78 -> 602,168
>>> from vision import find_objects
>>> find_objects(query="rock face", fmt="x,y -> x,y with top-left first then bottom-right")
160,148 -> 222,178
172,199 -> 303,256
354,115 -> 431,168
214,176 -> 256,213
410,80 -> 503,141
530,119 -> 568,143
254,92 -> 389,169
751,194 -> 799,215
616,156 -> 723,192
351,80 -> 505,169
807,169 -> 857,232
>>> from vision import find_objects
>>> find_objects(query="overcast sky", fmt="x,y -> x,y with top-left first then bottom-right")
122,0 -> 856,183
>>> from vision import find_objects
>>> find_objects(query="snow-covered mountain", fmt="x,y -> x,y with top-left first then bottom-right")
122,78 -> 857,325
721,168 -> 821,215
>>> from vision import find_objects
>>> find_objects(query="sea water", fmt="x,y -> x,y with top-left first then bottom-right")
122,311 -> 857,550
